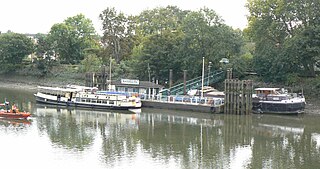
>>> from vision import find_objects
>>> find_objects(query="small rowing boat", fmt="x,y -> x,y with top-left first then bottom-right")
0,109 -> 31,119
0,102 -> 31,119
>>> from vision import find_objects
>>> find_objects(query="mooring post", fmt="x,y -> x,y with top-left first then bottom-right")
224,79 -> 253,115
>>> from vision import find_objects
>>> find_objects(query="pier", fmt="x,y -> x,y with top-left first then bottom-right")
141,95 -> 224,113
85,68 -> 253,114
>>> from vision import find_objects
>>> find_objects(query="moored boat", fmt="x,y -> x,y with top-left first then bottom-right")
252,88 -> 306,115
34,85 -> 142,111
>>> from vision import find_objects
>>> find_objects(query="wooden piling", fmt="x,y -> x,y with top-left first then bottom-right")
224,79 -> 253,115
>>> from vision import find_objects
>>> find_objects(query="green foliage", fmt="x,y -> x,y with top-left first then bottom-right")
33,33 -> 56,76
34,59 -> 56,77
99,8 -> 135,63
285,73 -> 301,86
0,33 -> 34,73
246,0 -> 320,82
136,30 -> 184,82
79,54 -> 102,73
113,60 -> 138,79
48,14 -> 99,64
135,6 -> 187,36
130,6 -> 244,84
289,77 -> 320,98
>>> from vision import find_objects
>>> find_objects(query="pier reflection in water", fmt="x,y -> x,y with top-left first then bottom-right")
0,88 -> 320,168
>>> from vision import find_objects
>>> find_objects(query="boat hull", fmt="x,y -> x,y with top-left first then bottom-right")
252,101 -> 305,115
0,111 -> 31,119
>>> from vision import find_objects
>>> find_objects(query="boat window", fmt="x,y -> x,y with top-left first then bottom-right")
109,101 -> 114,105
118,87 -> 126,92
128,88 -> 134,93
139,88 -> 146,94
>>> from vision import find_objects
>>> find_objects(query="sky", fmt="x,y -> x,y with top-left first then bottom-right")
0,0 -> 248,35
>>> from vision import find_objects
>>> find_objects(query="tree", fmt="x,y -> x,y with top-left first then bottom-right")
180,8 -> 243,78
79,53 -> 102,73
99,7 -> 135,63
246,0 -> 320,81
0,33 -> 33,73
33,33 -> 57,76
131,7 -> 243,84
48,14 -> 99,64
135,6 -> 187,36
131,6 -> 187,82
135,30 -> 184,82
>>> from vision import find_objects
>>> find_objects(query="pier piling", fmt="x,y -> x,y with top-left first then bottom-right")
224,79 -> 253,115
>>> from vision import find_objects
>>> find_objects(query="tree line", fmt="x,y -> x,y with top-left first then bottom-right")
0,1 -> 319,87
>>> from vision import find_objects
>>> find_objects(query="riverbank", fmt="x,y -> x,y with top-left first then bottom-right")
0,74 -> 84,92
1,75 -> 319,115
0,80 -> 38,91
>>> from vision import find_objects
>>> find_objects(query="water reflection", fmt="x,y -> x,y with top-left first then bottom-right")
0,87 -> 34,113
0,118 -> 32,134
35,105 -> 139,152
32,105 -> 320,169
2,87 -> 320,168
0,118 -> 32,126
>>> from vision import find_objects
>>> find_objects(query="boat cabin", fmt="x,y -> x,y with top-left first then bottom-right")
253,88 -> 300,101
254,88 -> 282,97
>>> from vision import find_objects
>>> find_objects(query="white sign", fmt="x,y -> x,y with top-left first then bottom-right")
121,79 -> 139,85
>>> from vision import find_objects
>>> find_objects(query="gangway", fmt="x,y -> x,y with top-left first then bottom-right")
161,70 -> 225,96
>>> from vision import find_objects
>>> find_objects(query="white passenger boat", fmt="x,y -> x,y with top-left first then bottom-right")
34,85 -> 141,110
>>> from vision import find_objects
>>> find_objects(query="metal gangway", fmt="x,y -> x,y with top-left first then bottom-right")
161,70 -> 225,96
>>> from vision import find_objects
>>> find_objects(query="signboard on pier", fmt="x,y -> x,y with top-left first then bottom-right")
121,79 -> 140,85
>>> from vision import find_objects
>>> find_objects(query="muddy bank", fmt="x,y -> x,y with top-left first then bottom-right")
0,81 -> 38,91
305,99 -> 320,114
0,74 -> 84,92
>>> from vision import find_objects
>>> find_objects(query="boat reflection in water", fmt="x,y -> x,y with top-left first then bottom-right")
311,133 -> 320,149
0,118 -> 32,126
35,104 -> 140,128
33,105 -> 320,169
253,114 -> 305,137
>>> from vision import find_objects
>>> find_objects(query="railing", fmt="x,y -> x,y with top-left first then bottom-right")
139,93 -> 224,106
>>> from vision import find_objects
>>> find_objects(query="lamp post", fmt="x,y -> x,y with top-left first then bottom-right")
219,58 -> 230,79
207,61 -> 212,86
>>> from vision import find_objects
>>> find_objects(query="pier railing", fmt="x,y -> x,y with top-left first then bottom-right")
139,93 -> 224,106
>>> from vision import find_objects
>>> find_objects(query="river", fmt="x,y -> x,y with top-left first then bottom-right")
0,87 -> 320,169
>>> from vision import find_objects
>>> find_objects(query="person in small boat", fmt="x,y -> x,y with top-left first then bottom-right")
12,104 -> 17,113
4,102 -> 10,112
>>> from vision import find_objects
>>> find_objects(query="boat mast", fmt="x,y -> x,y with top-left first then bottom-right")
201,57 -> 204,98
109,57 -> 112,91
